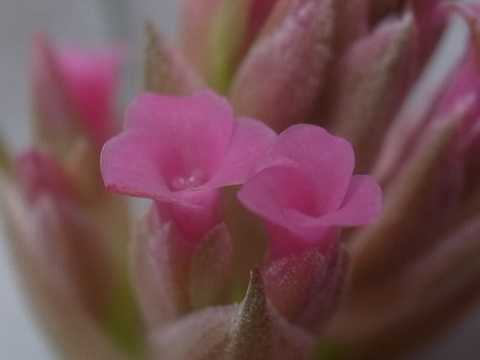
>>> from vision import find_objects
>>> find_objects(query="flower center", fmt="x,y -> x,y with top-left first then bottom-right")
170,169 -> 206,191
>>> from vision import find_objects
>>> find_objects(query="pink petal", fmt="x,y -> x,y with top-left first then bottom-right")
266,124 -> 355,211
237,164 -> 319,229
100,129 -> 169,201
207,117 -> 277,188
124,91 -> 235,179
125,90 -> 232,131
101,130 -> 222,236
285,175 -> 383,229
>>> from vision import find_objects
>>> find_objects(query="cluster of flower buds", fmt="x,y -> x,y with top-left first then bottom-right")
1,0 -> 480,359
0,36 -> 142,358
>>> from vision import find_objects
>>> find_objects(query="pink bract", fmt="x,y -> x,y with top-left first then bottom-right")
238,124 -> 382,260
101,90 -> 276,241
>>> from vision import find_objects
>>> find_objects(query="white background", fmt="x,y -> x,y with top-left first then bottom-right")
0,0 -> 479,358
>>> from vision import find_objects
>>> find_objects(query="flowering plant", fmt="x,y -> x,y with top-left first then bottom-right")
1,0 -> 480,359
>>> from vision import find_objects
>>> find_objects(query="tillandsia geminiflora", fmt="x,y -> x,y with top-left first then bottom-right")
1,0 -> 480,359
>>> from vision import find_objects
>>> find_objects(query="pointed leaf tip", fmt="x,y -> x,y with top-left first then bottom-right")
144,22 -> 203,95
227,269 -> 272,360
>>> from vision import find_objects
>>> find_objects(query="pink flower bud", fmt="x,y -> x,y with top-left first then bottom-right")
329,14 -> 415,171
376,5 -> 480,185
13,150 -> 114,314
32,35 -> 120,148
263,242 -> 347,333
101,90 -> 275,242
230,0 -> 335,131
238,124 -> 382,261
132,206 -> 233,328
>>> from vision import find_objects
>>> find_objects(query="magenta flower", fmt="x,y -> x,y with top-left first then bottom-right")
238,124 -> 382,260
101,90 -> 276,241
33,36 -> 120,147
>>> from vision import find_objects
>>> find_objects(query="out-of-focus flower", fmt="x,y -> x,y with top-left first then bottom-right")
101,90 -> 275,241
0,151 -> 132,359
238,125 -> 382,260
32,35 -> 120,149
1,36 -> 141,359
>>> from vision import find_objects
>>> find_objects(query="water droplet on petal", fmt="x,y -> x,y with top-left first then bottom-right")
170,169 -> 206,191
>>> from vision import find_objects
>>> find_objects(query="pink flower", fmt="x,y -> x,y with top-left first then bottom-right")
59,48 -> 120,145
238,124 -> 382,260
33,36 -> 120,146
101,90 -> 276,241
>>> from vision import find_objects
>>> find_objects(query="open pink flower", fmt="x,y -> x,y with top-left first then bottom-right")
238,124 -> 382,260
101,90 -> 276,241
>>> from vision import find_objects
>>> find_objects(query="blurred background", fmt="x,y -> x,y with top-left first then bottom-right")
0,0 -> 479,358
